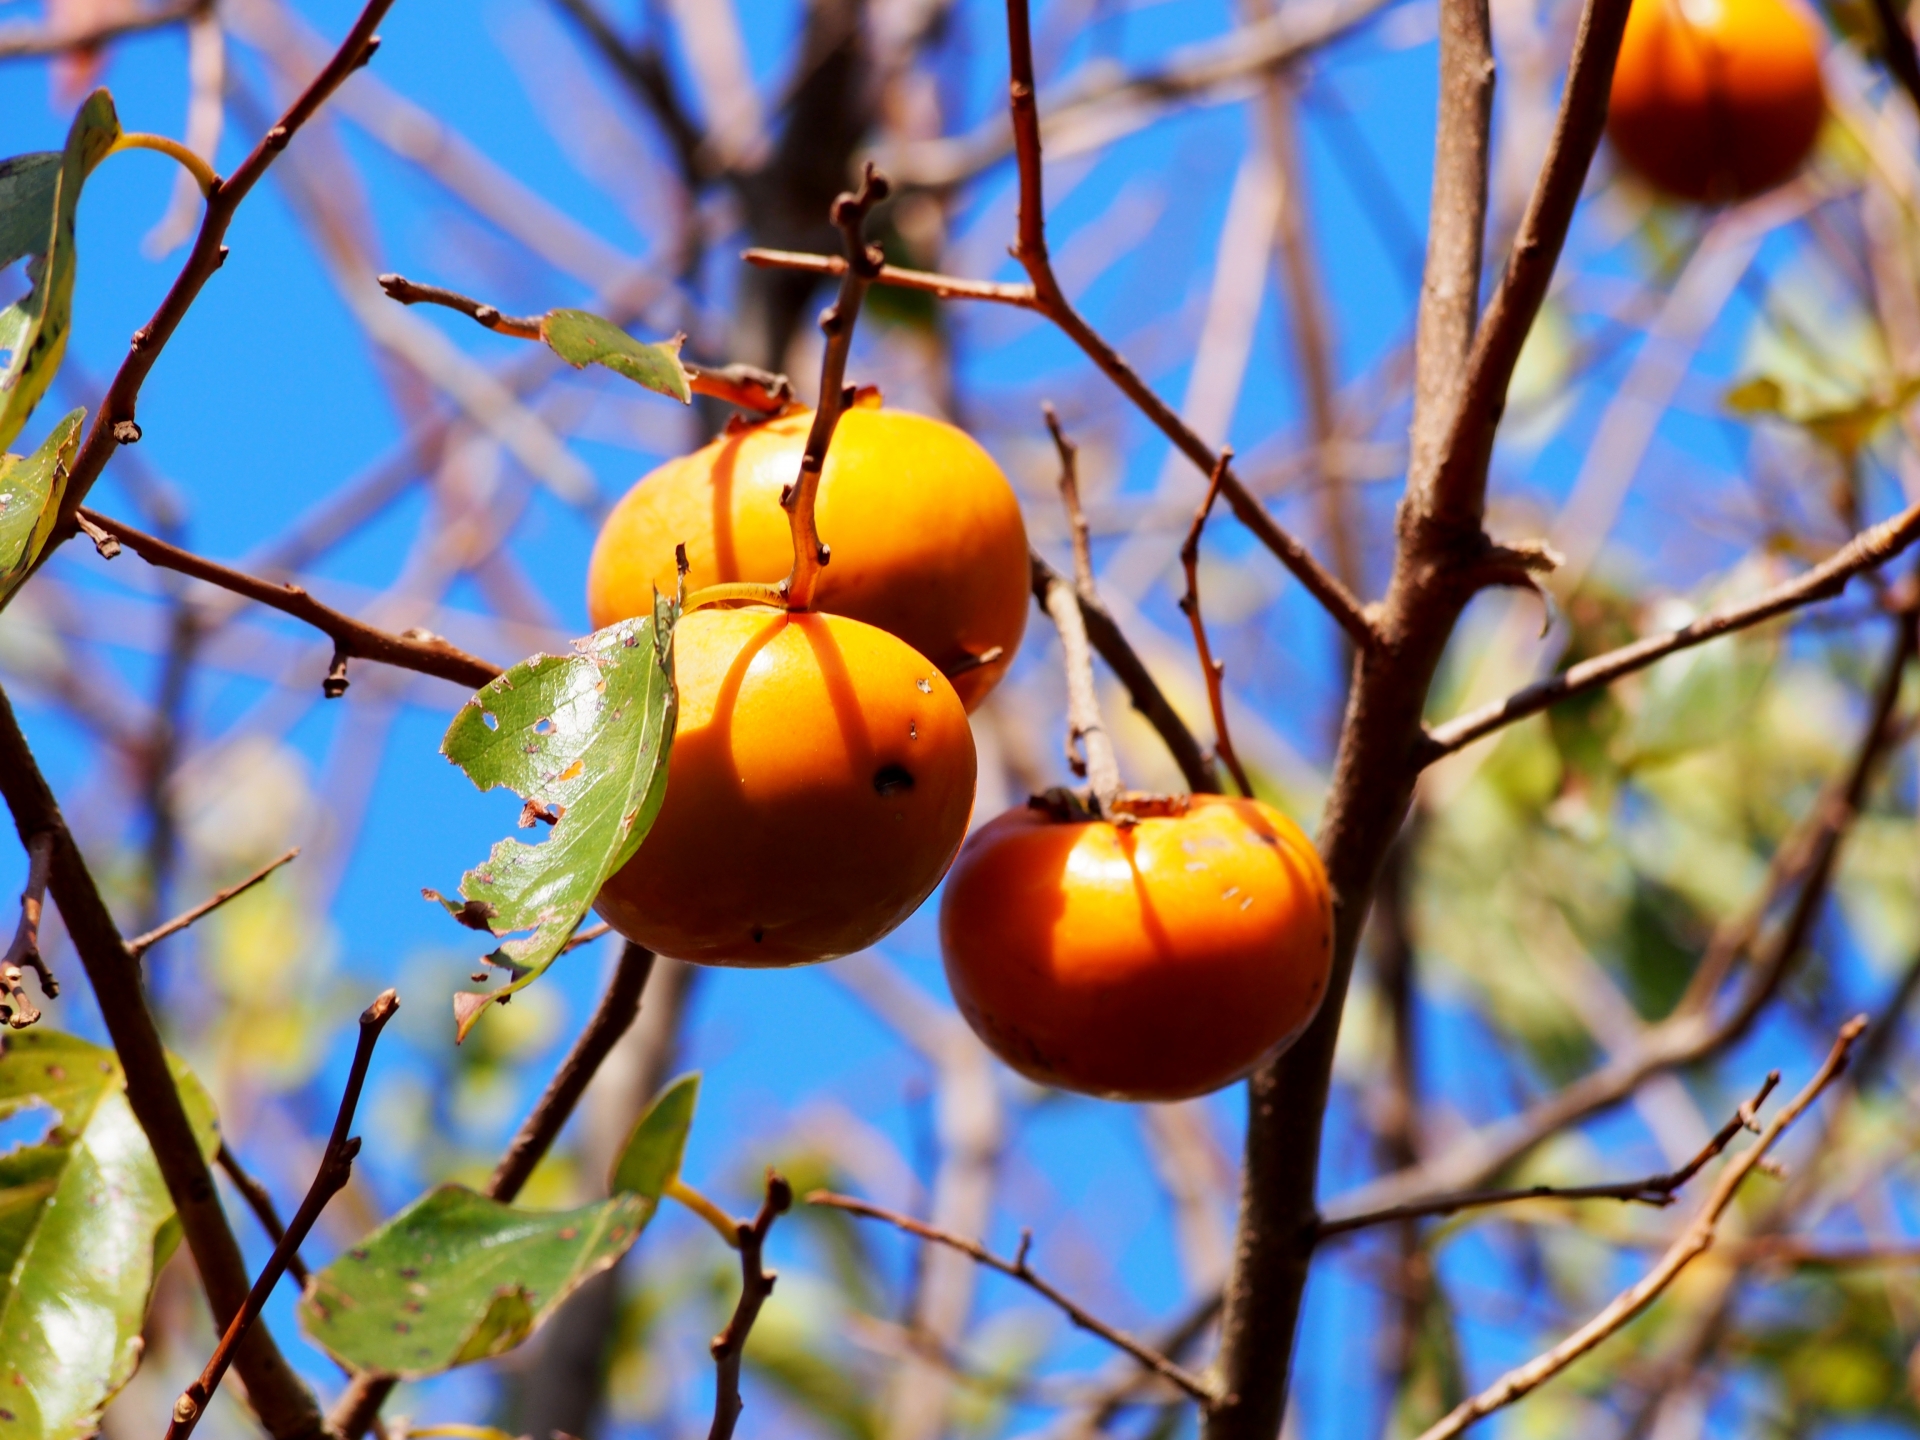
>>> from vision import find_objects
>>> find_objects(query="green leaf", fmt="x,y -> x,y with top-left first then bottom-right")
435,592 -> 679,1040
609,1073 -> 699,1201
541,310 -> 690,403
297,1185 -> 650,1378
0,155 -> 60,272
0,1029 -> 219,1440
0,409 -> 84,607
0,91 -> 121,457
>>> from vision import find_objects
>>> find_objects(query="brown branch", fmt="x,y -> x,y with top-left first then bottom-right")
0,0 -> 206,60
1317,1073 -> 1779,1239
742,249 -> 1042,308
79,508 -> 503,692
779,166 -> 889,611
1422,501 -> 1920,760
2,833 -> 56,1027
0,684 -> 325,1440
1422,0 -> 1632,534
709,1172 -> 795,1440
1410,1017 -> 1867,1440
328,941 -> 658,1438
1028,551 -> 1218,795
377,272 -> 793,412
216,1144 -> 311,1289
26,0 -> 396,579
126,847 -> 300,958
1335,607 -> 1916,1221
1178,450 -> 1254,797
168,990 -> 399,1440
809,1190 -> 1218,1406
1041,409 -> 1125,816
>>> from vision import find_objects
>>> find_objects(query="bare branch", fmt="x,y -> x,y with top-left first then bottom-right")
1410,1017 -> 1867,1440
1866,0 -> 1920,122
167,991 -> 399,1440
1178,451 -> 1254,798
377,272 -> 543,337
1422,503 -> 1920,760
808,1190 -> 1218,1407
779,165 -> 889,611
742,248 -> 1042,308
709,1172 -> 795,1440
126,847 -> 300,958
0,684 -> 325,1440
1318,1073 -> 1779,1239
1028,551 -> 1218,796
329,941 -> 658,1438
1041,410 -> 1125,816
27,0 -> 397,580
79,508 -> 503,693
216,1144 -> 310,1290
0,0 -> 206,60
2,833 -> 56,1028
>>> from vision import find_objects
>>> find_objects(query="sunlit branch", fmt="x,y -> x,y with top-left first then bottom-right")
167,990 -> 399,1440
709,1173 -> 794,1440
126,847 -> 300,958
1410,1018 -> 1867,1440
809,1191 -> 1218,1406
1422,502 -> 1920,761
0,0 -> 206,60
1318,1073 -> 1779,1238
79,508 -> 503,693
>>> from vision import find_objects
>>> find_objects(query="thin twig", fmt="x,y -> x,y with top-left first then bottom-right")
0,684 -> 324,1440
216,1144 -> 310,1289
79,508 -> 502,692
1318,1073 -> 1780,1238
126,847 -> 300,958
1028,551 -> 1218,795
1422,501 -> 1920,760
1178,451 -> 1254,797
1410,1017 -> 1868,1440
0,0 -> 206,60
809,1191 -> 1218,1406
1866,0 -> 1920,124
742,249 -> 1042,308
1041,409 -> 1125,816
1,833 -> 56,1027
709,1171 -> 795,1440
742,9 -> 1380,652
377,273 -> 793,411
25,0 -> 396,581
167,990 -> 399,1440
328,942 -> 658,1438
780,165 -> 889,611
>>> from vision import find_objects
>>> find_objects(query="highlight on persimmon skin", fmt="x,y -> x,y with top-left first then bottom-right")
595,606 -> 977,967
1606,0 -> 1826,203
938,794 -> 1332,1102
585,401 -> 1030,711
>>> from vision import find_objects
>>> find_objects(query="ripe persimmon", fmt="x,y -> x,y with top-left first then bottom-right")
596,606 -> 977,966
586,402 -> 1029,711
939,795 -> 1332,1102
1607,0 -> 1825,203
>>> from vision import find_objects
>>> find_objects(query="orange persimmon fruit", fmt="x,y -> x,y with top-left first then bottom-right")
586,402 -> 1030,711
1606,0 -> 1826,203
938,794 -> 1332,1102
595,606 -> 977,967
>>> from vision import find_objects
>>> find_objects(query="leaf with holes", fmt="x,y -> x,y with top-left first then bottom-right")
541,310 -> 690,403
609,1073 -> 699,1201
0,91 -> 121,459
0,1029 -> 219,1440
296,1185 -> 650,1378
0,409 -> 84,608
435,590 -> 678,1040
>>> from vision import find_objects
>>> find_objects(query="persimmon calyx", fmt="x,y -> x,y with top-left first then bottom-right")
1026,787 -> 1191,825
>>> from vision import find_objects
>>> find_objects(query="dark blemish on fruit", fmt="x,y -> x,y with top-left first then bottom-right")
751,926 -> 764,943
874,764 -> 915,795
